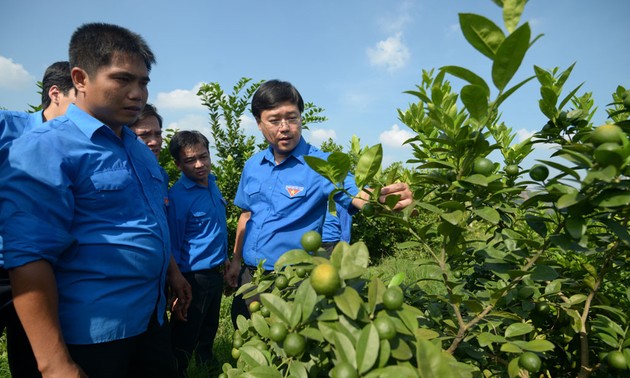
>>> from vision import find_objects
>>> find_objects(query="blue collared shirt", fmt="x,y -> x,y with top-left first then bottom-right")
0,110 -> 44,267
234,137 -> 358,270
0,104 -> 170,344
322,203 -> 352,243
167,174 -> 228,273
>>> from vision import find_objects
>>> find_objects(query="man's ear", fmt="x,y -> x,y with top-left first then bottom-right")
48,85 -> 60,106
71,67 -> 88,92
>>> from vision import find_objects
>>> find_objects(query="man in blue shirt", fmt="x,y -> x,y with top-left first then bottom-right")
321,202 -> 353,254
167,130 -> 228,376
0,60 -> 75,378
224,80 -> 413,320
0,23 -> 178,377
0,61 -> 76,150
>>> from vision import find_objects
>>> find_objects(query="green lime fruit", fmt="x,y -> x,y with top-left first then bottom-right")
362,203 -> 376,217
269,322 -> 288,343
331,361 -> 359,378
374,316 -> 397,340
382,287 -> 404,311
310,264 -> 341,296
260,306 -> 270,317
231,347 -> 241,359
517,286 -> 535,299
607,350 -> 628,370
283,333 -> 306,357
248,300 -> 261,313
473,157 -> 494,176
296,266 -> 307,278
519,352 -> 542,373
594,142 -> 626,168
590,124 -> 625,146
301,230 -> 322,252
505,164 -> 519,176
535,302 -> 550,315
529,165 -> 549,181
275,275 -> 289,290
232,337 -> 243,348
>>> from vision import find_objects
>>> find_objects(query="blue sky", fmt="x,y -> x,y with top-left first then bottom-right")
1,0 -> 628,167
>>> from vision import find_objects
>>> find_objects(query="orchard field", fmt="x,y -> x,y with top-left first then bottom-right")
2,1 -> 630,377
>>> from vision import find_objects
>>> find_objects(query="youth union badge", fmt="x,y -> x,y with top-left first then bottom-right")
285,185 -> 304,197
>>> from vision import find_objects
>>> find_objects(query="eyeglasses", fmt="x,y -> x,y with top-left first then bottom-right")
262,116 -> 301,128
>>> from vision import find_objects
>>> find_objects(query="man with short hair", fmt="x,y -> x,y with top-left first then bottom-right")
167,130 -> 228,376
0,23 -> 179,377
0,60 -> 76,378
225,80 -> 412,320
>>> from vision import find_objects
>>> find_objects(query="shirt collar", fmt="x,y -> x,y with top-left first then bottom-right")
64,104 -> 134,140
180,173 -> 216,189
261,136 -> 310,165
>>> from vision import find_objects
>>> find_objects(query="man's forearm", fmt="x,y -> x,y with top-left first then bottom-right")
9,260 -> 78,376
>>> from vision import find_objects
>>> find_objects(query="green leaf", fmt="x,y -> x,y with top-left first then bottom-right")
274,249 -> 313,271
368,276 -> 386,315
241,366 -> 283,378
390,337 -> 413,361
295,279 -> 318,321
593,189 -> 630,208
441,210 -> 464,225
251,313 -> 270,339
492,23 -> 531,90
477,332 -> 507,347
500,342 -> 523,353
355,144 -> 383,188
260,293 -> 291,325
376,339 -> 391,368
473,207 -> 500,224
461,174 -> 490,186
389,272 -> 406,288
461,85 -> 489,120
333,332 -> 357,368
508,356 -> 521,378
327,152 -> 352,184
503,0 -> 527,33
565,217 -> 585,240
356,324 -> 379,374
531,265 -> 559,281
522,339 -> 555,352
504,323 -> 534,338
239,345 -> 267,368
334,287 -> 363,320
441,65 -> 490,94
459,13 -> 505,60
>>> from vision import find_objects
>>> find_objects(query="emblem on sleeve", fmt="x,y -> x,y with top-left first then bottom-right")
285,185 -> 304,197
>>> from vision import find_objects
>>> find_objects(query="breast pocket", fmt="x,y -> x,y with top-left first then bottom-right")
84,169 -> 134,212
276,182 -> 308,217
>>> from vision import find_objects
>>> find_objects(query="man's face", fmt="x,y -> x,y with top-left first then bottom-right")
76,52 -> 149,129
176,143 -> 211,186
131,115 -> 162,159
257,101 -> 302,161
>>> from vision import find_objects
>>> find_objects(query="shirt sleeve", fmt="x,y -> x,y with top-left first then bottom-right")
0,132 -> 76,268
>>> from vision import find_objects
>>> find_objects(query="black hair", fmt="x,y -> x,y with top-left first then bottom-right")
251,79 -> 304,119
169,130 -> 210,162
41,61 -> 74,109
69,22 -> 156,76
132,103 -> 163,129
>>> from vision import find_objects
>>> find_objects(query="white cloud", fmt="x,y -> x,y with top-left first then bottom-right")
154,82 -> 204,110
379,124 -> 414,148
240,114 -> 258,135
166,114 -> 210,138
378,0 -> 413,33
308,128 -> 337,147
367,32 -> 410,72
0,56 -> 35,90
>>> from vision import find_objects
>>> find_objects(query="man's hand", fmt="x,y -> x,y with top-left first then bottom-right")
167,257 -> 191,322
224,257 -> 242,289
379,182 -> 413,210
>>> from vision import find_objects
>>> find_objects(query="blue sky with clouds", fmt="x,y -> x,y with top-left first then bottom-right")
1,0 -> 628,167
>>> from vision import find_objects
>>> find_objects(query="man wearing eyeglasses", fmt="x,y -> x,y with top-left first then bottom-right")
225,80 -> 413,321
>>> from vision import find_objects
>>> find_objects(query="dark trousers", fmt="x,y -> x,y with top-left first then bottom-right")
0,270 -> 40,378
170,269 -> 223,377
67,311 -> 177,378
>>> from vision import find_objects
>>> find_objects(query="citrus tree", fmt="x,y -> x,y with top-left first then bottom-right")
219,1 -> 630,377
